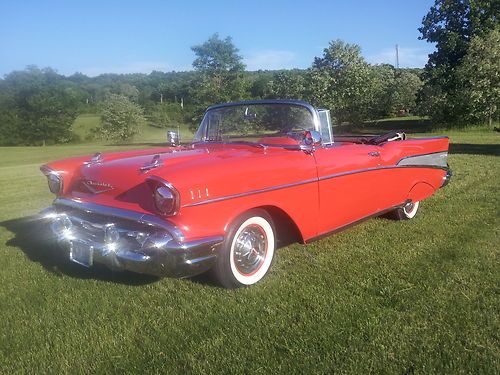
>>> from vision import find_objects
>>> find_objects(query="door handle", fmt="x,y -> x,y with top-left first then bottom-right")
368,151 -> 380,157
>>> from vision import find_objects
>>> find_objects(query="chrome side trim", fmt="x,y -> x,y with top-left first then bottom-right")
183,164 -> 449,208
52,197 -> 185,241
183,178 -> 318,208
318,164 -> 448,182
397,151 -> 448,168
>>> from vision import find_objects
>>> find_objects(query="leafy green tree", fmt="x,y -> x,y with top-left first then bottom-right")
457,26 -> 500,126
309,40 -> 373,124
0,66 -> 82,145
419,0 -> 499,124
267,70 -> 306,99
98,94 -> 146,141
191,33 -> 246,105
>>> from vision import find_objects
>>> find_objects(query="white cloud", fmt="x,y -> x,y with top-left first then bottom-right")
80,61 -> 191,76
244,50 -> 297,71
367,47 -> 431,68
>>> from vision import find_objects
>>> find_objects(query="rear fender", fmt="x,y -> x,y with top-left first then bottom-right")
407,182 -> 435,203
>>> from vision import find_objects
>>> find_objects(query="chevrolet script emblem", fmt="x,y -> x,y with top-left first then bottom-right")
82,180 -> 115,194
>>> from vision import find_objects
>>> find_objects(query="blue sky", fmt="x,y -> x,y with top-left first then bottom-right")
0,0 -> 436,77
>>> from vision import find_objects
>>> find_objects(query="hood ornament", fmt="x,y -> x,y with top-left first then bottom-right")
140,154 -> 162,172
82,180 -> 115,194
84,152 -> 103,166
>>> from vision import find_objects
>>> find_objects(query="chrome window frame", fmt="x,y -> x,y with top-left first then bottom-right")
317,108 -> 334,145
196,99 -> 323,145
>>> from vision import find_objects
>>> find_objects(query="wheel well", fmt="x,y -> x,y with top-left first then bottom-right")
257,205 -> 303,248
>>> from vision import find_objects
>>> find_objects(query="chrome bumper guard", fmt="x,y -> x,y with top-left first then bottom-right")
441,167 -> 453,188
40,198 -> 223,277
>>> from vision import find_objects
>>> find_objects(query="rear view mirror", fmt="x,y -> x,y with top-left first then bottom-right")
167,130 -> 180,146
300,130 -> 322,154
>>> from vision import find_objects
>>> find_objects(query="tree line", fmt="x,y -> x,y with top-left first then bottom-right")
0,0 -> 497,145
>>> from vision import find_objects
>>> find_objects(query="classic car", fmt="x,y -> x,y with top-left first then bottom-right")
40,100 -> 452,288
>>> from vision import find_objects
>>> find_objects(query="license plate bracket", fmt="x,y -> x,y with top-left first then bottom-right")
69,241 -> 93,267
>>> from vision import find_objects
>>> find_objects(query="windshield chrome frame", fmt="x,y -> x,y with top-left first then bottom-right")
196,99 -> 322,145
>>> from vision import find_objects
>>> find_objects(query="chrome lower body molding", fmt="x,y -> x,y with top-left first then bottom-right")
40,203 -> 223,278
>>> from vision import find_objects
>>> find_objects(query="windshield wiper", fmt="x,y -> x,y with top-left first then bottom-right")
226,141 -> 267,149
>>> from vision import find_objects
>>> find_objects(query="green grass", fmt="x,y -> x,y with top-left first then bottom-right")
70,113 -> 194,144
0,130 -> 498,374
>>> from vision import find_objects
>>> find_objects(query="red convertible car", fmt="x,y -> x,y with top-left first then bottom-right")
40,100 -> 451,288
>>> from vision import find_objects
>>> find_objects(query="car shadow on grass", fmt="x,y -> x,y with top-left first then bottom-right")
0,215 -> 159,286
449,143 -> 500,156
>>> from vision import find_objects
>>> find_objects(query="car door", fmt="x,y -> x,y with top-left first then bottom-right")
313,143 -> 384,236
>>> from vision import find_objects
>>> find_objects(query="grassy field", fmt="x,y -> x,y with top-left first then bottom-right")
70,113 -> 194,144
0,128 -> 498,374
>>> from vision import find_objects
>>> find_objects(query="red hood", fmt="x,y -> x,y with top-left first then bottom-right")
51,142 -> 316,216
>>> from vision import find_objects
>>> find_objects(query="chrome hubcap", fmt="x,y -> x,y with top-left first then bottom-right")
233,225 -> 267,275
404,202 -> 415,214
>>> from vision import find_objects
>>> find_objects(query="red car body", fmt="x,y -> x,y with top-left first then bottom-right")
40,100 -> 451,286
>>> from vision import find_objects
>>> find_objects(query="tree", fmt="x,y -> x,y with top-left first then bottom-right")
457,26 -> 500,126
98,94 -> 146,141
309,40 -> 373,125
267,70 -> 306,99
418,0 -> 499,124
191,33 -> 246,105
0,66 -> 82,145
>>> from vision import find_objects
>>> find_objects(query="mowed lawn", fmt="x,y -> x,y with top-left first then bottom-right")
0,130 -> 498,374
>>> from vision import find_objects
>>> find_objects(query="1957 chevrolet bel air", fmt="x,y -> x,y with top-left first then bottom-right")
40,100 -> 451,288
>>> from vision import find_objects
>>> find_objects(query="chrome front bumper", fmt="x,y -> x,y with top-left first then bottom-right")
40,198 -> 223,278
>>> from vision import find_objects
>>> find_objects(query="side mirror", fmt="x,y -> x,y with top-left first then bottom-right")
167,130 -> 180,146
300,130 -> 322,154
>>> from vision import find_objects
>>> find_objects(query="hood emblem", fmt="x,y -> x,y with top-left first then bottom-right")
140,154 -> 162,172
84,152 -> 103,166
82,180 -> 115,194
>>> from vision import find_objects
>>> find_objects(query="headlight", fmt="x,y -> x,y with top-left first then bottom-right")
40,166 -> 63,195
147,176 -> 180,216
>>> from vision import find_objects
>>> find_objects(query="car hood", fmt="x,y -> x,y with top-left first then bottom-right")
58,142 -> 316,215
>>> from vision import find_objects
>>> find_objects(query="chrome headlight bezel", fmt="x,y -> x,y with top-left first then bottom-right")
146,176 -> 180,216
40,166 -> 63,195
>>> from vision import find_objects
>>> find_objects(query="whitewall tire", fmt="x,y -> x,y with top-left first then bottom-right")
213,209 -> 275,288
390,201 -> 420,220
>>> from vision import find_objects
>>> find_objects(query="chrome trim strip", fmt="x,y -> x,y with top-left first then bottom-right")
52,197 -> 185,241
397,151 -> 448,168
183,178 -> 318,208
410,136 -> 449,140
183,164 -> 449,208
318,164 -> 448,182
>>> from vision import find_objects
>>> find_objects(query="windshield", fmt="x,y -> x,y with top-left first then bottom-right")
193,103 -> 316,144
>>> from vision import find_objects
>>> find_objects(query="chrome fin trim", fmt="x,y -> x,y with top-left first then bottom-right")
397,151 -> 448,168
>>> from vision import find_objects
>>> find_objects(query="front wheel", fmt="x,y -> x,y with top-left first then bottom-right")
213,209 -> 275,288
390,201 -> 420,220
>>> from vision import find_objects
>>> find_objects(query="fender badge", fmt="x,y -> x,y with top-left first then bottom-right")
82,180 -> 115,194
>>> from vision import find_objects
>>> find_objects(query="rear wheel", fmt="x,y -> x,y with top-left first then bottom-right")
390,201 -> 420,220
213,209 -> 275,288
